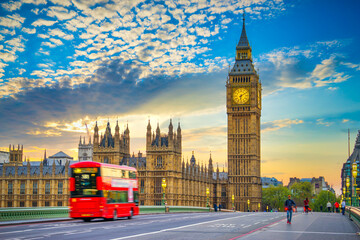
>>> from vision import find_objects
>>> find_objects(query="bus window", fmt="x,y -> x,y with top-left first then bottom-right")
129,171 -> 136,179
134,191 -> 139,206
71,168 -> 101,198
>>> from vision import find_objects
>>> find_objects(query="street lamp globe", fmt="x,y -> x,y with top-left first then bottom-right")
352,163 -> 358,179
346,177 -> 350,188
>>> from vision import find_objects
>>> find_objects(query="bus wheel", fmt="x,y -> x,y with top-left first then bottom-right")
128,209 -> 133,219
113,210 -> 117,221
83,218 -> 91,222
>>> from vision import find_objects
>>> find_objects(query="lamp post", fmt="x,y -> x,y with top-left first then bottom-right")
231,194 -> 235,211
247,199 -> 250,212
161,178 -> 167,206
352,163 -> 359,206
206,187 -> 210,209
346,177 -> 350,205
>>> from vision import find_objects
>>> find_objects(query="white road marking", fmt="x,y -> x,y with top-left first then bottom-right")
254,222 -> 260,225
267,230 -> 355,235
111,214 -> 254,240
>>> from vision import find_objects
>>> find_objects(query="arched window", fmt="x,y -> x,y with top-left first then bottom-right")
104,157 -> 109,163
156,156 -> 163,168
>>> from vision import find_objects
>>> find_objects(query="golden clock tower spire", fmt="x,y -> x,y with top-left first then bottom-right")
226,14 -> 262,211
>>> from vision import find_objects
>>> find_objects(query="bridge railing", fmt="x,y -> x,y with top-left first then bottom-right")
0,206 -> 211,222
346,206 -> 360,228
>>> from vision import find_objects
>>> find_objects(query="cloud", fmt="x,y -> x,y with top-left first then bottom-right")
22,0 -> 47,5
47,6 -> 77,20
0,14 -> 25,28
48,28 -> 74,40
49,0 -> 72,6
262,119 -> 304,132
22,27 -> 36,34
342,119 -> 349,123
316,119 -> 333,127
258,41 -> 356,94
32,19 -> 58,27
310,56 -> 350,87
2,1 -> 22,11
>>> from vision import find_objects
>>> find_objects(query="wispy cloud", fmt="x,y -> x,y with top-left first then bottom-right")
262,119 -> 304,133
316,118 -> 333,127
258,40 -> 357,94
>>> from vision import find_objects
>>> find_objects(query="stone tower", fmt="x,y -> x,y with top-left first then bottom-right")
78,136 -> 93,161
8,144 -> 23,166
226,14 -> 262,211
144,119 -> 182,205
92,121 -> 130,165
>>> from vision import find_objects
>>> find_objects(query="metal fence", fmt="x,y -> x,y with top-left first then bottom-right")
0,206 -> 211,222
346,206 -> 360,228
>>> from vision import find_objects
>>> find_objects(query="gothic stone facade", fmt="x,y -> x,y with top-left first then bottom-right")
0,160 -> 70,208
98,120 -> 229,208
226,16 -> 262,211
92,121 -> 130,165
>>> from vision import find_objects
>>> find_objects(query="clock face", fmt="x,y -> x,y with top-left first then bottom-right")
233,88 -> 249,104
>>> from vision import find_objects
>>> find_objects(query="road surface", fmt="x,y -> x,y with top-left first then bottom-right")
0,212 -> 358,240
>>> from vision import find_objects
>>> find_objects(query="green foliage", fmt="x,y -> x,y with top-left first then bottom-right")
312,190 -> 337,212
262,186 -> 290,212
290,182 -> 313,205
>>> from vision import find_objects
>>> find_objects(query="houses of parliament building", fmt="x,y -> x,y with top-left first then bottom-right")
0,16 -> 261,211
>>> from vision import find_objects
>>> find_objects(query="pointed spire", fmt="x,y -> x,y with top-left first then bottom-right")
94,121 -> 99,135
169,119 -> 173,131
147,119 -> 151,131
156,122 -> 160,136
237,11 -> 250,49
43,149 -> 47,166
125,122 -> 129,134
79,136 -> 82,144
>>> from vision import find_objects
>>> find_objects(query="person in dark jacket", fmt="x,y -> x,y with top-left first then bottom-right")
218,204 -> 222,212
285,195 -> 296,224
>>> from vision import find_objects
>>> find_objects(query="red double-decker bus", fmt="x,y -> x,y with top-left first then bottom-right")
69,161 -> 139,222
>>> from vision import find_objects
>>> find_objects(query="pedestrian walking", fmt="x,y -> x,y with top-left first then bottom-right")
327,201 -> 332,212
341,200 -> 346,215
304,198 -> 310,214
334,202 -> 339,213
218,204 -> 222,212
285,195 -> 296,224
213,203 -> 218,212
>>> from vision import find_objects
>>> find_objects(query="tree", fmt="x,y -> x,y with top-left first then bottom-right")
262,186 -> 290,212
312,190 -> 336,212
290,182 -> 313,206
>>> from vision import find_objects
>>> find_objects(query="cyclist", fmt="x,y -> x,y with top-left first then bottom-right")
285,195 -> 296,224
304,197 -> 310,214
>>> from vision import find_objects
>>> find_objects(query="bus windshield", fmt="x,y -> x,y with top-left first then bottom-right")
71,167 -> 102,198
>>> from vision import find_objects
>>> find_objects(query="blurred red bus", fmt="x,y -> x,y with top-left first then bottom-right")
69,161 -> 139,222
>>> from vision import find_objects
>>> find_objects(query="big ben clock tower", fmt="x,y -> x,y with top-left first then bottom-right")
226,14 -> 262,211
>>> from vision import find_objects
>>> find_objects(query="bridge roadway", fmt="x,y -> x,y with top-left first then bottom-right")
0,212 -> 358,240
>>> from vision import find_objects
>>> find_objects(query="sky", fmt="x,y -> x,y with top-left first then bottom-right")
0,0 -> 359,194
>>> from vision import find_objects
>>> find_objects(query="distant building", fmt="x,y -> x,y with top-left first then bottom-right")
287,176 -> 333,195
0,147 -> 75,208
261,177 -> 283,188
0,150 -> 9,164
78,136 -> 93,161
46,151 -> 74,166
